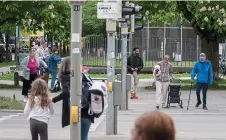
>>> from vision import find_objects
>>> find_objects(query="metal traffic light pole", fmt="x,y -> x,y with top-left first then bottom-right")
68,1 -> 86,140
121,21 -> 129,110
106,19 -> 117,135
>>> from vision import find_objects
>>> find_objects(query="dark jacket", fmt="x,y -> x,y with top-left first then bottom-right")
127,54 -> 144,74
52,71 -> 70,128
81,74 -> 94,123
52,72 -> 94,128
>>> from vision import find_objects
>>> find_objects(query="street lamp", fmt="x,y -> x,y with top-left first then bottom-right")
68,1 -> 86,140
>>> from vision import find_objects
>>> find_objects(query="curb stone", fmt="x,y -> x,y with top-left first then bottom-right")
0,109 -> 23,113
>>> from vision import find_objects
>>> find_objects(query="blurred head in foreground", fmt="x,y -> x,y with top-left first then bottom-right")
131,111 -> 175,140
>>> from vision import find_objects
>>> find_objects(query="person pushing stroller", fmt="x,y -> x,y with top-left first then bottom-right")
191,53 -> 213,110
154,55 -> 175,109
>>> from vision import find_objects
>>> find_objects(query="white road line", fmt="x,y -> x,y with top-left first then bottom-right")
0,113 -> 21,123
89,115 -> 106,132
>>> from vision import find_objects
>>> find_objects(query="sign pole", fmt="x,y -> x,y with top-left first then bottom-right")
106,19 -> 116,135
121,22 -> 128,110
69,1 -> 85,140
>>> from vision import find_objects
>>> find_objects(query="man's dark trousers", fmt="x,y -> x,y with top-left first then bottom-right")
196,82 -> 208,104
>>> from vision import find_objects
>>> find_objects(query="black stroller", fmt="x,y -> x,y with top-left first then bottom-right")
52,78 -> 61,92
167,79 -> 183,108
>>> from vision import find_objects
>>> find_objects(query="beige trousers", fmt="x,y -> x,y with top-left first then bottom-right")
155,81 -> 170,107
131,71 -> 139,93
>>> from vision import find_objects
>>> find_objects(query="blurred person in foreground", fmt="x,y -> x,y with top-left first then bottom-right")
131,111 -> 175,140
127,47 -> 144,99
191,53 -> 213,110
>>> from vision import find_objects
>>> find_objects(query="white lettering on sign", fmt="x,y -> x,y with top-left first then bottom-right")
97,2 -> 122,19
72,48 -> 80,53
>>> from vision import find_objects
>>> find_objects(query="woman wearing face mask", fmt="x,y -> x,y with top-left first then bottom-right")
191,53 -> 213,110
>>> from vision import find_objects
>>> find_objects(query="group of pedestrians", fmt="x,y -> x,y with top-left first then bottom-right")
21,43 -> 62,102
21,45 -> 214,140
127,48 -> 213,110
23,57 -> 95,140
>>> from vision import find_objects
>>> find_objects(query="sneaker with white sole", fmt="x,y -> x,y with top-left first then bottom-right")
23,98 -> 27,103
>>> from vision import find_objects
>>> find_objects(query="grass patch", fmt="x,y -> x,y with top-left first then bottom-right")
171,79 -> 226,85
83,57 -> 195,67
145,79 -> 226,90
0,96 -> 24,110
0,72 -> 191,81
0,84 -> 22,89
0,61 -> 15,68
0,72 -> 14,80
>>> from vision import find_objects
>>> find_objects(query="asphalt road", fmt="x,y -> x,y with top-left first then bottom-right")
0,90 -> 226,140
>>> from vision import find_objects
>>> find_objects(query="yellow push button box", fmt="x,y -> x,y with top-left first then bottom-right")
71,106 -> 79,123
108,82 -> 113,92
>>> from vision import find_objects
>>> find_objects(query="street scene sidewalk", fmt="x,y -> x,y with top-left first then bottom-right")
1,86 -> 226,139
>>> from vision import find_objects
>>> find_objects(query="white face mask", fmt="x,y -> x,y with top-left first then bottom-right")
199,56 -> 206,62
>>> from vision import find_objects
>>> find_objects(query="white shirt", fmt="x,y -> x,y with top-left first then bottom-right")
36,47 -> 45,59
24,96 -> 54,124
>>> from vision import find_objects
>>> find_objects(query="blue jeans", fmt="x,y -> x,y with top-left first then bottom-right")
81,118 -> 91,140
196,82 -> 208,105
50,70 -> 57,89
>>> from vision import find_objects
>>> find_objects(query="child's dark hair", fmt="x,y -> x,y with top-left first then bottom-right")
29,78 -> 50,109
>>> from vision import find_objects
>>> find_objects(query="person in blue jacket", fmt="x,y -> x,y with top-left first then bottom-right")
191,53 -> 213,110
48,48 -> 62,91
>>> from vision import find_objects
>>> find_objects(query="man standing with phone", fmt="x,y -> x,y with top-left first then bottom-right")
127,47 -> 144,99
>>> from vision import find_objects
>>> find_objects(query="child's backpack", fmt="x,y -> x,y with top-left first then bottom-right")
81,72 -> 108,118
88,81 -> 108,118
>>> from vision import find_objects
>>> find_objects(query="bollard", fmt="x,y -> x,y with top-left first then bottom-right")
116,74 -> 132,110
14,72 -> 19,86
113,80 -> 122,135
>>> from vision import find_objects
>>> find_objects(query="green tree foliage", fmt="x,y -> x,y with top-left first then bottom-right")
0,1 -> 71,45
0,1 -> 105,45
137,1 -> 226,76
82,1 -> 106,36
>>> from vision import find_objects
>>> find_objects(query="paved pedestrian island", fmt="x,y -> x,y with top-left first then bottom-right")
1,89 -> 226,140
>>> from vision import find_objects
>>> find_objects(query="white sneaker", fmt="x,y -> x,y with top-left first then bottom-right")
23,98 -> 27,103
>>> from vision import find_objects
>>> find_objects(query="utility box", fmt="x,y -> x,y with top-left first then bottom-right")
116,74 -> 133,92
113,80 -> 122,106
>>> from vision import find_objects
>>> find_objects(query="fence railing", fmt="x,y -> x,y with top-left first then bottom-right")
82,37 -> 200,68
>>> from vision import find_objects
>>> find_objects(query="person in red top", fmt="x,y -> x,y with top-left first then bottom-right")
21,47 -> 48,102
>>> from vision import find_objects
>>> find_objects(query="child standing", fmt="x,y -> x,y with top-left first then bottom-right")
24,78 -> 54,140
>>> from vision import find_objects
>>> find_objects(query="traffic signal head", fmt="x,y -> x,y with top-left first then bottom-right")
122,3 -> 143,16
135,15 -> 143,21
122,5 -> 135,16
134,6 -> 143,13
135,25 -> 144,30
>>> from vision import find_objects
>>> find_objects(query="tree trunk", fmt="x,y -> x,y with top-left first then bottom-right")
201,38 -> 219,79
5,34 -> 12,62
